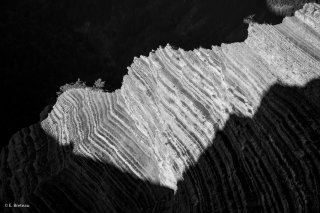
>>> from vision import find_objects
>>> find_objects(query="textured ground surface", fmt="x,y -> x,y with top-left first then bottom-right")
1,3 -> 320,213
2,0 -> 287,142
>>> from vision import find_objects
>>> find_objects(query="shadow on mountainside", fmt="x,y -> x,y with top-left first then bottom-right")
3,0 -> 306,143
174,78 -> 320,212
1,132 -> 175,213
1,79 -> 319,212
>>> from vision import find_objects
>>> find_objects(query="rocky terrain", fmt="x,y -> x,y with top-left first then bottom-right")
5,0 -> 315,143
1,3 -> 320,213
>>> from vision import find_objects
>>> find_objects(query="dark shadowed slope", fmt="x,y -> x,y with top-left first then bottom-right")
174,78 -> 320,212
1,79 -> 319,212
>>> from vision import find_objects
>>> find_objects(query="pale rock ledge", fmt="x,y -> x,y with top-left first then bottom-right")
1,3 -> 320,213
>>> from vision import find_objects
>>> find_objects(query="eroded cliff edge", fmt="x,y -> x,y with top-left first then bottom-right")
1,3 -> 320,213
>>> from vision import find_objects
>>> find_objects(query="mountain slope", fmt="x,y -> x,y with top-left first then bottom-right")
1,3 -> 320,213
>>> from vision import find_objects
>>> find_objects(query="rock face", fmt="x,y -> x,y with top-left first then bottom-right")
1,3 -> 320,213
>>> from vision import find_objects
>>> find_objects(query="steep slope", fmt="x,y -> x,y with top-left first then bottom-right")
1,3 -> 320,213
2,0 -> 277,143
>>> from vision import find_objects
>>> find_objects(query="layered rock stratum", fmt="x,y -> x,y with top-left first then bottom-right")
1,3 -> 320,213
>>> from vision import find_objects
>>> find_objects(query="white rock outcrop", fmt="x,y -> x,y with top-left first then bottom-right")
1,3 -> 320,213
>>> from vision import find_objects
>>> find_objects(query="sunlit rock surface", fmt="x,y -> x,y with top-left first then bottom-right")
1,3 -> 320,213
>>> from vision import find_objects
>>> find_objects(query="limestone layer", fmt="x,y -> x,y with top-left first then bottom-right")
1,3 -> 320,213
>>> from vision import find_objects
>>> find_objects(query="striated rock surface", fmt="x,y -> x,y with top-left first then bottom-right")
1,3 -> 320,213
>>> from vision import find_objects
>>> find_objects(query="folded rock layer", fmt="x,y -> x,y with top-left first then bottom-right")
1,3 -> 320,213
